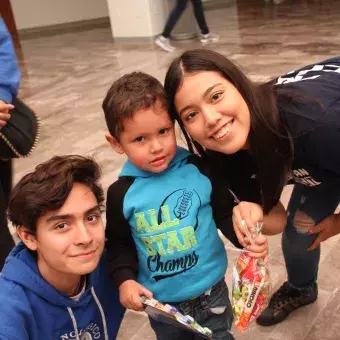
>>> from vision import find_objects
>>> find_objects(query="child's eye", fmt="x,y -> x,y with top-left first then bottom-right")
159,128 -> 168,135
211,92 -> 223,103
185,111 -> 198,122
134,136 -> 145,143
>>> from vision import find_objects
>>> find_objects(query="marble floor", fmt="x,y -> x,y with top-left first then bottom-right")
12,0 -> 340,339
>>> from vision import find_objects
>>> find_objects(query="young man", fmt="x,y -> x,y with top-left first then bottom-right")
0,155 -> 125,340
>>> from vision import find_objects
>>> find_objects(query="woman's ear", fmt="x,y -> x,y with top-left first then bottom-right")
17,226 -> 38,251
105,134 -> 125,154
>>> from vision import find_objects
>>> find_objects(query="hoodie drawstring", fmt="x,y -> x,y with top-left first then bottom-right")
67,307 -> 80,340
91,287 -> 109,340
66,287 -> 108,340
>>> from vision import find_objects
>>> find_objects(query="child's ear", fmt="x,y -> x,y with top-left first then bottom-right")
106,134 -> 125,154
17,226 -> 38,251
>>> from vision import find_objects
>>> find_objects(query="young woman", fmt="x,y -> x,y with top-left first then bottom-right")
164,49 -> 340,326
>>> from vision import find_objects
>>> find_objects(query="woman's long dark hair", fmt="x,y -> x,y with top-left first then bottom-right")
164,49 -> 293,213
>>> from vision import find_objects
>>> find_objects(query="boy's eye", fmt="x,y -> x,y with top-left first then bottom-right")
185,111 -> 198,122
159,128 -> 168,135
55,223 -> 68,230
87,214 -> 99,223
134,136 -> 144,143
211,92 -> 223,102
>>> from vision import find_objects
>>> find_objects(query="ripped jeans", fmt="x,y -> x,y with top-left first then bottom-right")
149,279 -> 234,340
283,181 -> 340,291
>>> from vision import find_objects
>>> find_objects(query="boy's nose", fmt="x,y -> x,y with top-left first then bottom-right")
150,139 -> 163,153
75,224 -> 92,245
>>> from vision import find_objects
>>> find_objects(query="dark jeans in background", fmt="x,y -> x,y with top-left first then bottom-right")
162,0 -> 209,38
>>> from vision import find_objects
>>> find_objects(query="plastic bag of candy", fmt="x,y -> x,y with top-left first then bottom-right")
232,222 -> 270,332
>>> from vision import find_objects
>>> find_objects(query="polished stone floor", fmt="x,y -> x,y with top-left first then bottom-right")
12,0 -> 340,339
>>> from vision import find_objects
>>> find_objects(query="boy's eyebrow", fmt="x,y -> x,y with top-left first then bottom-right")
46,205 -> 101,223
179,83 -> 222,116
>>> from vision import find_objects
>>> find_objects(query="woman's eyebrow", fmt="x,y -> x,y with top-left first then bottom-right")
179,83 -> 222,116
203,83 -> 222,97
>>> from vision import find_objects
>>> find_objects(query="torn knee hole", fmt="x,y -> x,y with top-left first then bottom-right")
293,210 -> 315,234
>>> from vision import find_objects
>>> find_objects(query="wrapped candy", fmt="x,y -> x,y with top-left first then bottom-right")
232,222 -> 270,332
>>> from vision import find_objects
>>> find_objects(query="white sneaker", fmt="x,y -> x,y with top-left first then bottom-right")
155,36 -> 176,53
200,33 -> 219,45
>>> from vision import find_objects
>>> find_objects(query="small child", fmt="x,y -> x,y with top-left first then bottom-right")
102,72 -> 268,339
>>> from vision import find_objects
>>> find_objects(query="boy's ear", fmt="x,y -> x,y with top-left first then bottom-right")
105,134 -> 125,154
17,226 -> 38,251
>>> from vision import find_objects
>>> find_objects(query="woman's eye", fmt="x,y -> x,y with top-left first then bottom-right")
185,111 -> 198,122
159,128 -> 168,135
211,92 -> 222,102
134,136 -> 144,143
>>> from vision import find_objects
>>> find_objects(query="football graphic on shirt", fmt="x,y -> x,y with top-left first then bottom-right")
158,188 -> 201,230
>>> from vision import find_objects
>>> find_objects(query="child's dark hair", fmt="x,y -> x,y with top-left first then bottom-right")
8,155 -> 104,235
102,72 -> 168,139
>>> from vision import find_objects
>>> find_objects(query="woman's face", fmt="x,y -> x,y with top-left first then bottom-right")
174,71 -> 251,154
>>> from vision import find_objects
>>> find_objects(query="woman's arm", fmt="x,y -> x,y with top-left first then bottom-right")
262,201 -> 287,235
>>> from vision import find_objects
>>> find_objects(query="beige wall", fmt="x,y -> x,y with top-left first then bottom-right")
11,0 -> 109,30
107,0 -> 169,38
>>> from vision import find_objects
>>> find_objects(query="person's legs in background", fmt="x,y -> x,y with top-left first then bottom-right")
0,160 -> 14,270
190,0 -> 219,44
257,181 -> 340,326
155,0 -> 219,52
155,0 -> 189,52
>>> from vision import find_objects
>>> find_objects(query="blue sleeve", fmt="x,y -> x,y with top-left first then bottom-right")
0,18 -> 21,103
0,294 -> 30,340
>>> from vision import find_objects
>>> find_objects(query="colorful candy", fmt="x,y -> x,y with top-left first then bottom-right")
232,223 -> 270,332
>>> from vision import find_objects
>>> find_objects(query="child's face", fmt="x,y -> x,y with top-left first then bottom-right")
108,102 -> 177,174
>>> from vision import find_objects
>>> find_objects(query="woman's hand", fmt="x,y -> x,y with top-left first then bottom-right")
0,100 -> 13,129
308,214 -> 340,251
233,201 -> 268,260
232,201 -> 263,246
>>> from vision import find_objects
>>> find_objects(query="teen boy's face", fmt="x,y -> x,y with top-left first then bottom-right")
33,183 -> 105,279
108,102 -> 177,174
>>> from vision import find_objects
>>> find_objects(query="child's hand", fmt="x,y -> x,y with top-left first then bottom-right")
118,279 -> 153,311
0,100 -> 13,129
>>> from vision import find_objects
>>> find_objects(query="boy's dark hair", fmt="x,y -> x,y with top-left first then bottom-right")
102,72 -> 168,139
8,155 -> 104,235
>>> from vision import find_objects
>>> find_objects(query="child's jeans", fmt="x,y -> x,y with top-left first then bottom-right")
149,279 -> 234,340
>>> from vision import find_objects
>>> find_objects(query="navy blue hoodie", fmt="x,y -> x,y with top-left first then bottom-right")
0,243 -> 125,340
208,56 -> 340,208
